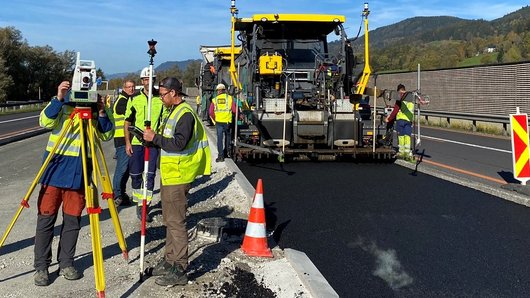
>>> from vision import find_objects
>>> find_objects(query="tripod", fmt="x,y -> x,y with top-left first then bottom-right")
0,106 -> 127,298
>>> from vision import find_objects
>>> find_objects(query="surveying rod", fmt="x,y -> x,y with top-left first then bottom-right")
416,63 -> 422,147
229,0 -> 242,158
139,39 -> 157,280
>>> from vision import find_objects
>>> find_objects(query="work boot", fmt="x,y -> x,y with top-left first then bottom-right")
151,259 -> 173,276
114,196 -> 123,206
215,156 -> 224,162
115,194 -> 132,207
34,269 -> 50,286
136,205 -> 153,223
58,266 -> 81,280
121,194 -> 132,206
155,264 -> 188,286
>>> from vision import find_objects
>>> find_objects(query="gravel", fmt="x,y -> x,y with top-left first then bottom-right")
0,125 -> 311,298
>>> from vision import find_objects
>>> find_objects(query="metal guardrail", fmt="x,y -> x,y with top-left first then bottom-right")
421,110 -> 509,123
374,106 -> 511,135
0,101 -> 47,113
420,110 -> 510,135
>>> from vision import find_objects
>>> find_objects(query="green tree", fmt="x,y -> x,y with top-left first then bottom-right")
25,46 -> 75,100
0,57 -> 14,103
108,73 -> 137,91
182,60 -> 201,87
0,26 -> 75,101
157,65 -> 183,82
497,47 -> 505,63
505,45 -> 523,62
96,68 -> 106,81
0,27 -> 27,101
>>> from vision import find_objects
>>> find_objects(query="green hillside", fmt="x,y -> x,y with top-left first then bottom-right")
340,5 -> 530,72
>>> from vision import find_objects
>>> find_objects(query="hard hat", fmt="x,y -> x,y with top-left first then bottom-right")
216,83 -> 226,90
140,67 -> 156,79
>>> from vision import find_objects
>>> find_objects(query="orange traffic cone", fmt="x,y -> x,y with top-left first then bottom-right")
241,179 -> 273,257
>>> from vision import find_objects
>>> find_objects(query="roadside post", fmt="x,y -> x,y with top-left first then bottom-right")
510,107 -> 530,185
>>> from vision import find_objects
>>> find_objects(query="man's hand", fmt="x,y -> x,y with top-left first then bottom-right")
143,128 -> 155,142
56,81 -> 70,101
125,143 -> 133,156
97,95 -> 106,116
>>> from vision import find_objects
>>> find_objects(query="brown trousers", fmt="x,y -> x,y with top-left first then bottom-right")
160,183 -> 191,269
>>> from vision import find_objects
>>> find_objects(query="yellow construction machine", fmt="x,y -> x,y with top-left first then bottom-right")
220,1 -> 392,161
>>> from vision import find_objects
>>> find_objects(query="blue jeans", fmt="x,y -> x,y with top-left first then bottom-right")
216,122 -> 231,158
112,145 -> 129,198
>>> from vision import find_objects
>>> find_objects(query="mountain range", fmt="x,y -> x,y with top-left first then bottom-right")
106,59 -> 201,80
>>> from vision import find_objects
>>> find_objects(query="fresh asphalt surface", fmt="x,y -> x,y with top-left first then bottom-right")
237,161 -> 530,297
3,110 -> 530,296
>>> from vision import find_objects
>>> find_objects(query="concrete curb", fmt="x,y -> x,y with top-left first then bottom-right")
285,249 -> 339,298
202,120 -> 337,298
0,128 -> 49,146
395,159 -> 530,207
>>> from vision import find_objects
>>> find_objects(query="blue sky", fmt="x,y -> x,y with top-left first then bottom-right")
0,0 -> 526,75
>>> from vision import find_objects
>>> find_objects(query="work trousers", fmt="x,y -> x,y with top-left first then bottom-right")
112,145 -> 129,198
396,119 -> 412,155
34,185 -> 84,271
129,145 -> 158,202
161,183 -> 191,269
216,122 -> 231,158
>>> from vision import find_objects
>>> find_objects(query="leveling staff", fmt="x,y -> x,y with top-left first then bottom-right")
34,81 -> 114,286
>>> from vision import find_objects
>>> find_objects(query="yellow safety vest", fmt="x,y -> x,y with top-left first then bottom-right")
112,94 -> 127,138
396,93 -> 414,122
212,93 -> 233,123
125,89 -> 162,145
40,103 -> 113,157
159,102 -> 211,185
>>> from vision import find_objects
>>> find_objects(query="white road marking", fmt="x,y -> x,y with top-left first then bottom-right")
0,115 -> 39,124
422,135 -> 511,154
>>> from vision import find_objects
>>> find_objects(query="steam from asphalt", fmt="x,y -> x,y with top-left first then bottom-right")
350,237 -> 413,290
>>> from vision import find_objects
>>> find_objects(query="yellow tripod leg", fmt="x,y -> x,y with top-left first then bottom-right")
79,112 -> 105,297
93,127 -> 128,261
0,114 -> 75,249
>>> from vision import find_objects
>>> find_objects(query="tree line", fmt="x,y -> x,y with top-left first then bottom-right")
0,26 -> 202,103
0,27 -> 77,103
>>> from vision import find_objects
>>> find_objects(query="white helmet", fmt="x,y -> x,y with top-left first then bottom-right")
216,83 -> 226,90
140,67 -> 156,79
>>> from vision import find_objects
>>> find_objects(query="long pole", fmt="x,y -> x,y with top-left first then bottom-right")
229,0 -> 242,159
281,77 -> 288,162
416,63 -> 421,148
140,39 -> 157,280
372,86 -> 377,153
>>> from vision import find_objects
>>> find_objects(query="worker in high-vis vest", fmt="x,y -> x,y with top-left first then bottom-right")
385,83 -> 415,161
112,79 -> 136,206
143,77 -> 211,287
209,83 -> 236,162
33,81 -> 114,286
124,67 -> 163,222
